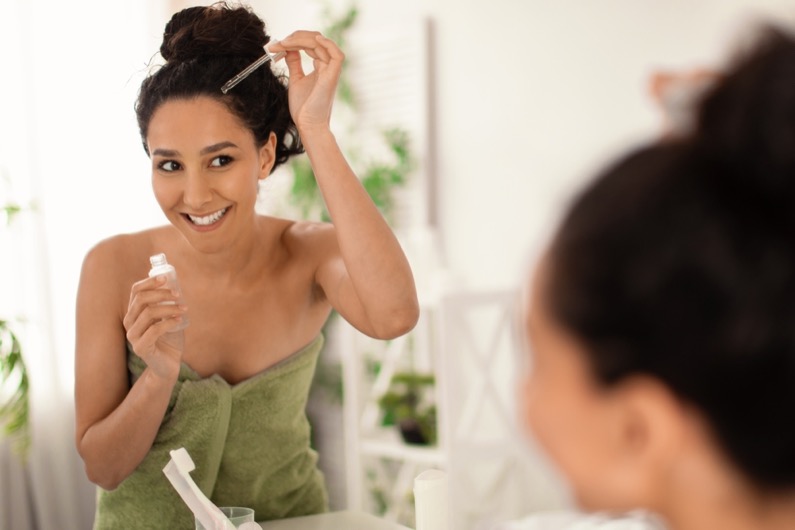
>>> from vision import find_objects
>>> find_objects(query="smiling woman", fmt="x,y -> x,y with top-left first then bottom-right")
73,2 -> 418,529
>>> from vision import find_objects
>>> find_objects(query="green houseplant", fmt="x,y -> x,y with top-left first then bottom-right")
0,320 -> 29,457
286,3 -> 414,225
1,185 -> 31,458
377,371 -> 437,446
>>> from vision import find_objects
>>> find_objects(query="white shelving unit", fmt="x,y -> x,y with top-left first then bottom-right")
340,287 -> 546,529
339,295 -> 444,527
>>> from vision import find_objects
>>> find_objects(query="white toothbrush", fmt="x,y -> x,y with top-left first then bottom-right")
163,447 -> 238,530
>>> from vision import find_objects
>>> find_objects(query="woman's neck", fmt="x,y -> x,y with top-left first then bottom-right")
665,494 -> 795,530
661,451 -> 795,530
170,215 -> 283,286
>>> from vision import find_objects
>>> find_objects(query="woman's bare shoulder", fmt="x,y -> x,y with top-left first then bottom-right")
280,218 -> 336,250
80,227 -> 170,281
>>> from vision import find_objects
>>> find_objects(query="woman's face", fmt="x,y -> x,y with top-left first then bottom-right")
521,256 -> 651,512
146,96 -> 275,252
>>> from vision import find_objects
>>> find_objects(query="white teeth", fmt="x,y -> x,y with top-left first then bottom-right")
188,207 -> 228,226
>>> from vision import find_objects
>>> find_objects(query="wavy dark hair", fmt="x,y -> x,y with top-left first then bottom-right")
547,25 -> 795,491
135,1 -> 303,171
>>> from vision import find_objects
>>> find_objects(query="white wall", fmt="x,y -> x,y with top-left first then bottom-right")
251,0 -> 795,292
425,0 -> 795,292
28,0 -> 169,389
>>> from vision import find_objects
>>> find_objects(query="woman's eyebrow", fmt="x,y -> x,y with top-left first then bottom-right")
151,148 -> 179,157
150,141 -> 238,158
200,141 -> 238,155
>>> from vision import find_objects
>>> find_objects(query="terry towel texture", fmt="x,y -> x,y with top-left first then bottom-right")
93,335 -> 328,529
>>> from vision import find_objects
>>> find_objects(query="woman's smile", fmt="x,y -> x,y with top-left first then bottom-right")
182,206 -> 230,231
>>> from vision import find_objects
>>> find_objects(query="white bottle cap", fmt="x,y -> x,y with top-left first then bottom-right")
150,253 -> 168,268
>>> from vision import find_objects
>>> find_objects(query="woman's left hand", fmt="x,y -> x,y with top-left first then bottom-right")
268,34 -> 419,341
268,31 -> 344,133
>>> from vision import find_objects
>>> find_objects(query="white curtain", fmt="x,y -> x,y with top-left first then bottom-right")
0,1 -> 168,528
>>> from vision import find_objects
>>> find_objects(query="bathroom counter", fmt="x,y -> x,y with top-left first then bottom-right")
259,510 -> 411,529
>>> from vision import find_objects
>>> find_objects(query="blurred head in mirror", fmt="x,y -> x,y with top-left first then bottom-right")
521,23 -> 795,530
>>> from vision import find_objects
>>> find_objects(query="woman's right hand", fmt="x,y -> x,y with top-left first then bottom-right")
123,275 -> 188,381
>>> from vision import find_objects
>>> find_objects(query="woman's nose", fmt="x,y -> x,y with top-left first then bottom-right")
183,171 -> 213,210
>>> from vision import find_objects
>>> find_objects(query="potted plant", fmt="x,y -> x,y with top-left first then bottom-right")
377,372 -> 437,446
286,4 -> 415,226
0,319 -> 29,457
1,191 -> 31,458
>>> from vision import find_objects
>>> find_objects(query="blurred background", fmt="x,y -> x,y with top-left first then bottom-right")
2,0 -> 794,528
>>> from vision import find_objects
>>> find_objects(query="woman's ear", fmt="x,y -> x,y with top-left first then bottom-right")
607,375 -> 688,506
258,132 -> 278,179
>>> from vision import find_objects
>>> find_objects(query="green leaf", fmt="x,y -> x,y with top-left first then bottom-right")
288,156 -> 328,221
287,3 -> 414,227
0,320 -> 31,459
2,203 -> 22,225
322,3 -> 359,46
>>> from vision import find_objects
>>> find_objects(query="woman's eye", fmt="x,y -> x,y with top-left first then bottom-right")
158,160 -> 181,172
210,155 -> 233,167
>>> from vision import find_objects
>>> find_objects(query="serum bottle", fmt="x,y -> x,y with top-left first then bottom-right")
148,253 -> 189,331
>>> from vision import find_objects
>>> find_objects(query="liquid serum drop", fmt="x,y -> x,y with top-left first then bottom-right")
148,253 -> 189,331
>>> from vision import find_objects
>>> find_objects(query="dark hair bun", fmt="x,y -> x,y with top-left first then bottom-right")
695,25 -> 795,209
160,2 -> 268,63
137,2 -> 302,172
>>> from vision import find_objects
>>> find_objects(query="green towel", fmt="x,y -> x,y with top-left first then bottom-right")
93,335 -> 328,529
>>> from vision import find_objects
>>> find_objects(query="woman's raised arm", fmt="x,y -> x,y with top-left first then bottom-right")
270,32 -> 419,339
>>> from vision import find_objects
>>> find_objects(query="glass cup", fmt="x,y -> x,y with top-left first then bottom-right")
195,506 -> 255,529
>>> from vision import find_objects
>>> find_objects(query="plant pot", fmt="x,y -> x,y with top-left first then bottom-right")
398,418 -> 427,445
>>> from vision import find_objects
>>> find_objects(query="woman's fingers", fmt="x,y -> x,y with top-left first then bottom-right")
282,50 -> 306,82
125,288 -> 183,328
127,275 -> 170,311
126,307 -> 186,374
274,31 -> 344,66
270,30 -> 344,129
124,276 -> 187,348
307,37 -> 331,63
137,316 -> 185,347
124,303 -> 186,340
272,30 -> 324,51
134,318 -> 185,380
123,275 -> 186,379
316,34 -> 344,62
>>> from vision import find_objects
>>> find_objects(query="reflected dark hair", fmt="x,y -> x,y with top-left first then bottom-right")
547,25 -> 795,490
135,1 -> 302,171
